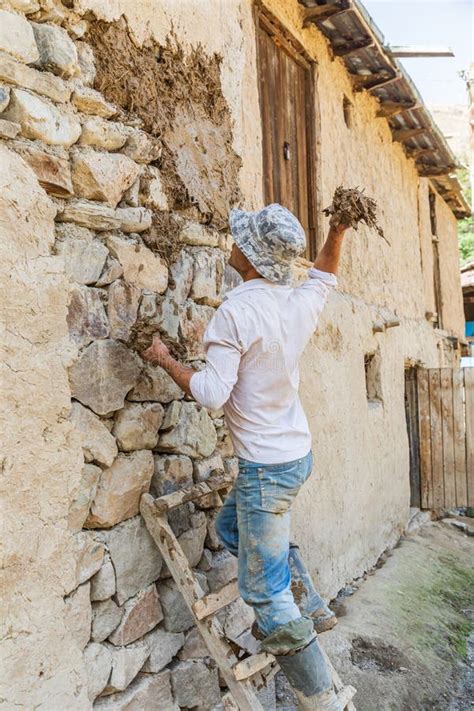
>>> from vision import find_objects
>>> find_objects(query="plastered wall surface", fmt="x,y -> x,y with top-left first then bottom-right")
0,146 -> 89,707
0,0 -> 465,707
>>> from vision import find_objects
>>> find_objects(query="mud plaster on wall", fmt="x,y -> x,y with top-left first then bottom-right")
87,16 -> 241,226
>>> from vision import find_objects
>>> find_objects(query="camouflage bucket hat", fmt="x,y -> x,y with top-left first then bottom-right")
229,203 -> 307,285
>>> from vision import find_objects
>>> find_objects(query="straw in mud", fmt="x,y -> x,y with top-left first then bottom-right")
323,185 -> 390,245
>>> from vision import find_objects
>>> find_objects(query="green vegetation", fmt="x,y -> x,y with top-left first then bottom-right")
457,168 -> 474,265
386,543 -> 474,667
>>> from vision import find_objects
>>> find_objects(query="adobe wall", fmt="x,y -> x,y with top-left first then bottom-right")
0,0 -> 464,708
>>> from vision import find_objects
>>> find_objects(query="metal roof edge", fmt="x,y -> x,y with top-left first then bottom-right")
298,0 -> 469,219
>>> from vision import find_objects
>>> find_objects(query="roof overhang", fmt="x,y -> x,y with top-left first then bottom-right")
298,0 -> 471,219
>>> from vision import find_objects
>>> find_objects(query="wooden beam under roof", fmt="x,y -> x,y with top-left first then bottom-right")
391,126 -> 426,142
376,98 -> 418,118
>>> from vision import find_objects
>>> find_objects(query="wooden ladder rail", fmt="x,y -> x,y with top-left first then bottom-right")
141,476 -> 356,710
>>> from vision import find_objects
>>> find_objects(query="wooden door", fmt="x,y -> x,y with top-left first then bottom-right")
416,367 -> 473,509
257,12 -> 318,258
405,367 -> 421,508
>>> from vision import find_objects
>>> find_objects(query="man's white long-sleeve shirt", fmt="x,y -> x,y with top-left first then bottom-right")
190,268 -> 337,464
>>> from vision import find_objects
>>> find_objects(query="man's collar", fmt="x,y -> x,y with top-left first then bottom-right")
223,277 -> 279,301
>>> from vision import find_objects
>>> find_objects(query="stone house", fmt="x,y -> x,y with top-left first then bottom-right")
0,0 -> 469,708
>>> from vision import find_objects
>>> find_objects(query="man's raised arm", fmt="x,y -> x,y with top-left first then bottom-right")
313,221 -> 348,275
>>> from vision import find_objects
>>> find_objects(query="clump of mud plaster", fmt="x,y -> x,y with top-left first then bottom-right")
142,211 -> 182,268
323,186 -> 389,244
128,319 -> 188,362
87,18 -> 241,228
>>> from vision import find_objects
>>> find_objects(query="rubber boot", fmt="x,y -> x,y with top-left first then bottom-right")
275,637 -> 342,711
289,544 -> 337,633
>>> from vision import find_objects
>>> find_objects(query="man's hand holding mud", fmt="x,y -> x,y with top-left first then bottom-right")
142,335 -> 196,397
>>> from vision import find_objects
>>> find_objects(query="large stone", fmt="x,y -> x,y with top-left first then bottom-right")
167,502 -> 194,539
95,671 -> 177,710
97,516 -> 162,605
137,294 -> 179,343
121,128 -> 161,163
72,85 -> 116,117
139,295 -> 180,343
128,363 -> 183,403
12,141 -> 73,197
206,550 -> 238,593
73,531 -> 105,587
193,452 -> 225,483
205,510 -> 222,552
109,584 -> 163,646
68,463 -> 102,532
83,642 -> 113,701
151,454 -> 193,498
170,659 -> 221,709
179,300 -> 215,360
67,284 -> 109,348
180,221 -> 219,247
71,150 -> 140,208
3,89 -> 81,147
0,117 -> 19,138
116,206 -> 152,234
157,578 -> 195,634
64,582 -> 91,651
140,166 -> 168,210
69,340 -> 141,415
0,85 -> 9,111
106,234 -> 167,292
57,199 -> 122,231
0,10 -> 38,64
0,50 -> 68,103
157,401 -> 217,459
31,21 -> 79,78
96,256 -> 123,287
0,1 -> 39,12
190,248 -> 225,307
178,512 -> 207,568
107,280 -> 140,342
85,450 -> 154,529
166,249 -> 194,304
56,235 -> 108,285
80,117 -> 127,151
142,628 -> 184,672
104,639 -> 150,694
70,401 -> 117,467
113,402 -> 164,452
76,40 -> 95,86
90,553 -> 116,602
178,627 -> 209,661
160,401 -> 182,432
91,599 -> 123,643
223,598 -> 254,642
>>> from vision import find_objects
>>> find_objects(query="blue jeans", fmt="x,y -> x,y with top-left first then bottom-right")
215,450 -> 314,638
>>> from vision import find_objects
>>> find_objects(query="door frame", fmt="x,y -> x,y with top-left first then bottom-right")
254,3 -> 323,259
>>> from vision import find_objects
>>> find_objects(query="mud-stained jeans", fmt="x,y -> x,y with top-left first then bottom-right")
215,450 -> 314,640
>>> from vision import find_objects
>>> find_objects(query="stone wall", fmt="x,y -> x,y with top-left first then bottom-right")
0,2 -> 249,708
0,0 -> 466,709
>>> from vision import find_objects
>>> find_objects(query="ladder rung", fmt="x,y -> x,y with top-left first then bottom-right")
338,685 -> 357,708
153,474 -> 233,513
233,652 -> 275,681
193,581 -> 240,620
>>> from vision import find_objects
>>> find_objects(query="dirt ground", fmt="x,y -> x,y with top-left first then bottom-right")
275,519 -> 474,711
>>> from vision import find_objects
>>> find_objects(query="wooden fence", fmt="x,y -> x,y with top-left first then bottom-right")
417,367 -> 474,509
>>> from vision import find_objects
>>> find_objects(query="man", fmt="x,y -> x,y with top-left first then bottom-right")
144,203 -> 348,710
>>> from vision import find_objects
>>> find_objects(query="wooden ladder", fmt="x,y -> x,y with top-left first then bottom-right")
140,476 -> 356,711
